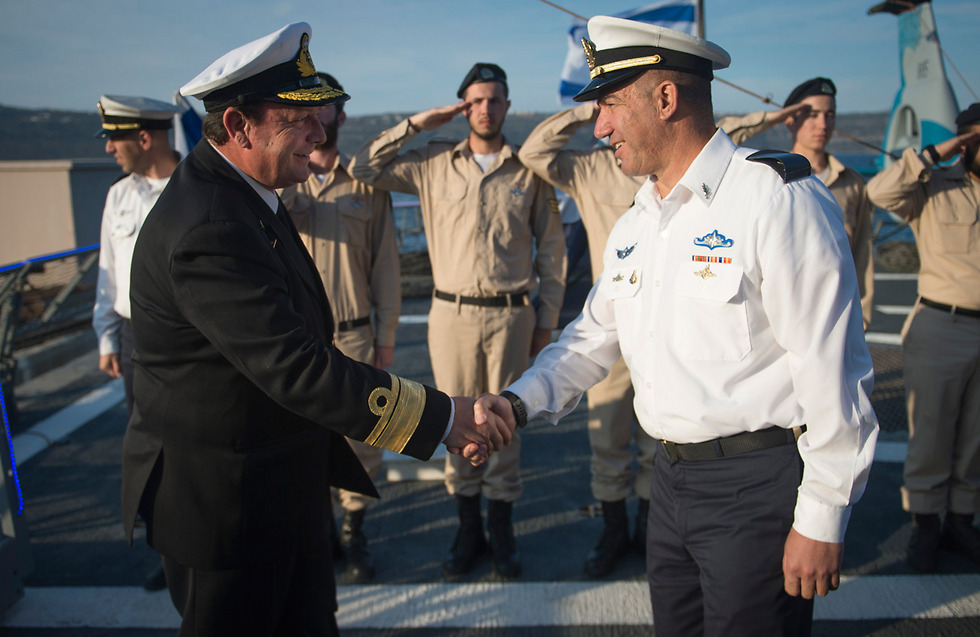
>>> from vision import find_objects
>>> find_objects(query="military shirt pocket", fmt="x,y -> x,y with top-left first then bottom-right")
608,266 -> 642,341
109,209 -> 137,239
673,265 -> 751,361
935,203 -> 977,254
338,197 -> 372,248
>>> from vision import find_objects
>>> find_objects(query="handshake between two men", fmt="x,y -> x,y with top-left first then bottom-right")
445,394 -> 520,466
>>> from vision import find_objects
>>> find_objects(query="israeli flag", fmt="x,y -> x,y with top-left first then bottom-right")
558,1 -> 699,105
173,91 -> 203,158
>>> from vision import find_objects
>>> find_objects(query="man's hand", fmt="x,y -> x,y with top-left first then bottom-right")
782,527 -> 843,599
374,345 -> 394,370
408,103 -> 467,132
934,130 -> 980,161
98,353 -> 122,379
445,395 -> 516,466
773,102 -> 812,125
475,392 -> 518,432
529,327 -> 552,358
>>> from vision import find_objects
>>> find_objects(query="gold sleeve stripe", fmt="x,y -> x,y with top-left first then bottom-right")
365,373 -> 426,453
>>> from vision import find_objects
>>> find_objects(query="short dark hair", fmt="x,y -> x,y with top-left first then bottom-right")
202,103 -> 267,144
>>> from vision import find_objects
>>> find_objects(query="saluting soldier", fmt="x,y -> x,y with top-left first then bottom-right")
721,79 -> 876,329
122,23 -> 510,635
351,63 -> 566,580
868,103 -> 980,573
279,71 -> 400,584
518,102 -> 650,578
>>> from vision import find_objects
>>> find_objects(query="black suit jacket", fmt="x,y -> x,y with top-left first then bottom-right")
122,141 -> 450,570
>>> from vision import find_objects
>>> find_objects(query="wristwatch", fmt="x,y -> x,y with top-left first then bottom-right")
499,390 -> 528,429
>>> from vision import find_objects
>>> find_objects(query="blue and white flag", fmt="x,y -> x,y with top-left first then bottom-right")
173,91 -> 203,158
558,1 -> 699,105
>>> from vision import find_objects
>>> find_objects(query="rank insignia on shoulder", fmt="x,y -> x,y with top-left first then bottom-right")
701,183 -> 711,199
549,198 -> 560,214
693,230 -> 733,250
616,243 -> 637,259
746,150 -> 811,183
612,272 -> 624,282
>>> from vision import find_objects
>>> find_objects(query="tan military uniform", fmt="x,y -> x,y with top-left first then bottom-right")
715,110 -> 778,146
280,153 -> 400,511
717,110 -> 875,327
351,120 -> 566,501
868,146 -> 980,515
518,103 -> 654,503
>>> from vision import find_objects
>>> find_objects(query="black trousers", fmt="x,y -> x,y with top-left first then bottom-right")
646,442 -> 814,637
163,547 -> 338,637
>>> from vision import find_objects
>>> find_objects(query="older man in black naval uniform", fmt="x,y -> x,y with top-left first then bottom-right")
121,22 -> 511,637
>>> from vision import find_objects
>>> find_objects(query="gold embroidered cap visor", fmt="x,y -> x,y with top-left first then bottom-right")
573,15 -> 730,103
179,22 -> 351,113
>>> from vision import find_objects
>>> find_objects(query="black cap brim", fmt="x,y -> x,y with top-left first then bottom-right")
573,68 -> 647,102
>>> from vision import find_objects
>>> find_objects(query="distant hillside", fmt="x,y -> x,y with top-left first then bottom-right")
0,104 -> 888,161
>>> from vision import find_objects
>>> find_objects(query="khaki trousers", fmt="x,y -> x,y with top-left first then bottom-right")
901,301 -> 980,514
586,356 -> 657,502
428,296 -> 535,502
335,325 -> 385,512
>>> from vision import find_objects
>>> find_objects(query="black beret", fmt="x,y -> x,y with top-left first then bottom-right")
457,63 -> 507,99
785,77 -> 836,107
955,103 -> 980,128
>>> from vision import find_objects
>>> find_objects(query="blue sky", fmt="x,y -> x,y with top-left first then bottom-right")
1,0 -> 977,117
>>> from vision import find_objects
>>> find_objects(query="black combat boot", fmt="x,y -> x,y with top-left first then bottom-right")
340,509 -> 375,583
633,497 -> 649,557
487,499 -> 521,579
907,513 -> 941,573
443,494 -> 488,577
585,499 -> 631,578
941,512 -> 980,565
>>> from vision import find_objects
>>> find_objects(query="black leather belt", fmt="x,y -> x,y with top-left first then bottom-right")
660,425 -> 805,462
920,297 -> 980,319
434,289 -> 530,307
336,316 -> 371,332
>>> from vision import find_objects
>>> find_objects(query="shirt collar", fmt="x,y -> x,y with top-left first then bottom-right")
210,141 -> 280,213
674,128 -> 736,208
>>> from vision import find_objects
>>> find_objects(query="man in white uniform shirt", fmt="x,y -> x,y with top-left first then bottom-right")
483,17 -> 878,636
92,95 -> 179,593
93,95 -> 180,416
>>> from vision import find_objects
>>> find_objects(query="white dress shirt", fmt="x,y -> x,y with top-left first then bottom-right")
508,129 -> 878,544
93,173 -> 169,355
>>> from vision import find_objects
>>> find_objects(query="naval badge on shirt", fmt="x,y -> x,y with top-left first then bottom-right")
693,229 -> 733,250
616,243 -> 637,259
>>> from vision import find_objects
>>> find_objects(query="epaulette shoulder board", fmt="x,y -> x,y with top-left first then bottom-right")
746,150 -> 812,183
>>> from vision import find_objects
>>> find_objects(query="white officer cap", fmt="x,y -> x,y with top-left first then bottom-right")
179,22 -> 350,113
95,95 -> 179,138
574,15 -> 730,102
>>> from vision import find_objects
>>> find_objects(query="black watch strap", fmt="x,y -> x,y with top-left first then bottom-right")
923,144 -> 941,165
499,390 -> 528,429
